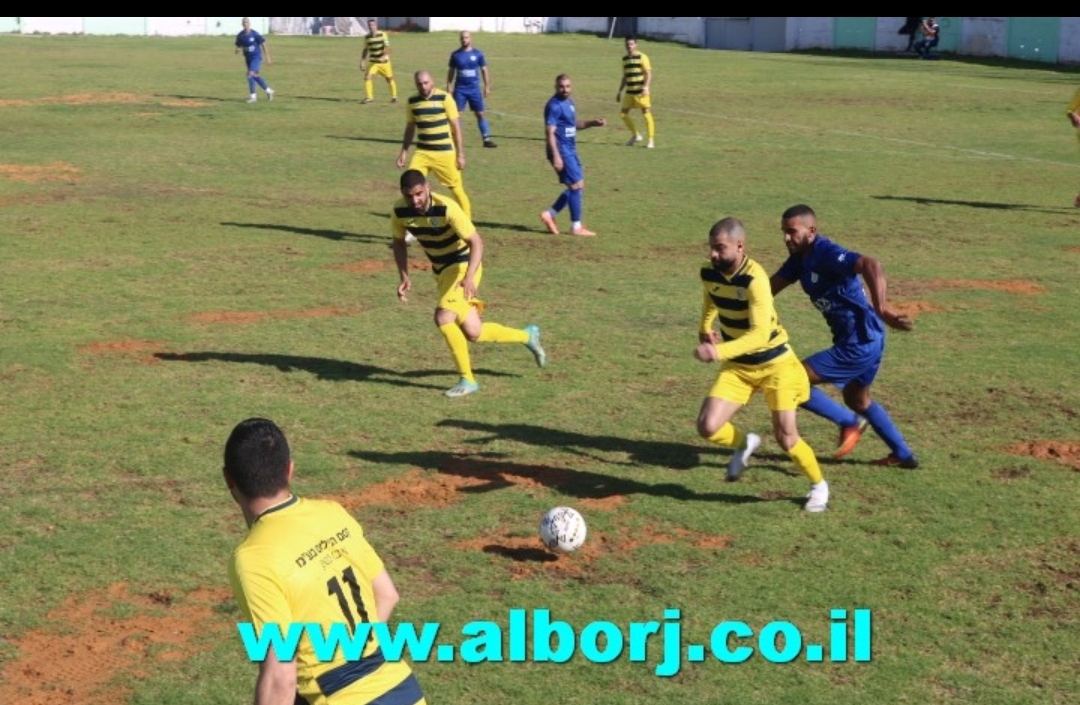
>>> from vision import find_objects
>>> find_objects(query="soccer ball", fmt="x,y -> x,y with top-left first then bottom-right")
538,506 -> 587,552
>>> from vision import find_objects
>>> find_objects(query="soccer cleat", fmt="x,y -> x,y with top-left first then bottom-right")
646,140 -> 655,149
626,134 -> 643,146
873,454 -> 919,470
524,325 -> 546,368
361,98 -> 374,104
445,378 -> 480,398
833,417 -> 870,459
483,139 -> 497,148
726,432 -> 761,481
569,226 -> 597,237
266,88 -> 274,101
247,94 -> 257,103
804,481 -> 830,512
539,211 -> 560,235
390,97 -> 398,103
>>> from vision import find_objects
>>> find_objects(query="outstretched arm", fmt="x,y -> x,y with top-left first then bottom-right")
854,255 -> 913,331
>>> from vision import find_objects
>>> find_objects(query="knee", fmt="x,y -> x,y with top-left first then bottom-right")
774,428 -> 800,452
696,418 -> 715,439
434,309 -> 456,327
570,181 -> 584,191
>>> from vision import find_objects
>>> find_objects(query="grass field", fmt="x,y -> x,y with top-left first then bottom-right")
2,30 -> 1080,704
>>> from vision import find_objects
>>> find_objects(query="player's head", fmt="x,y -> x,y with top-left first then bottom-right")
708,217 -> 747,273
555,74 -> 572,99
459,31 -> 472,49
400,169 -> 431,210
368,18 -> 378,31
414,71 -> 434,98
625,36 -> 638,54
780,204 -> 818,255
223,418 -> 292,500
242,17 -> 251,31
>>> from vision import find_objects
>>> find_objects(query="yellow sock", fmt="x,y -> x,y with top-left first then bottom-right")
621,113 -> 638,136
706,423 -> 744,450
438,322 -> 474,383
644,112 -> 655,141
364,79 -> 374,100
388,79 -> 398,99
787,439 -> 824,484
450,185 -> 472,220
477,323 -> 528,344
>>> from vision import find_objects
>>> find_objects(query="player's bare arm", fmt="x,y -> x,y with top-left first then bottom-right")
254,651 -> 297,705
262,43 -> 271,64
576,118 -> 607,130
397,123 -> 416,169
545,125 -> 563,171
460,232 -> 483,300
642,68 -> 651,95
482,66 -> 491,97
769,273 -> 794,297
1069,111 -> 1080,129
616,75 -> 626,101
854,255 -> 913,331
446,67 -> 455,92
371,570 -> 400,622
391,238 -> 411,302
451,118 -> 466,171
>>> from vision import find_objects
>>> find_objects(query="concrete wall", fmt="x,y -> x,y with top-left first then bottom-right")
637,17 -> 704,47
959,17 -> 1008,56
6,16 -> 263,36
1061,17 -> 1080,64
426,17 -> 548,33
786,17 -> 833,50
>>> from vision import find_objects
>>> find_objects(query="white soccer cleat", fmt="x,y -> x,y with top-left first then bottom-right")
646,140 -> 655,149
626,134 -> 643,146
804,481 -> 830,513
247,94 -> 257,103
266,87 -> 274,101
726,432 -> 761,481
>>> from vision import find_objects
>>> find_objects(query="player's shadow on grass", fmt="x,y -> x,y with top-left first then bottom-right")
154,352 -> 444,389
328,135 -> 405,145
158,93 -> 228,103
873,195 -> 1064,213
221,221 -> 385,243
348,449 -> 768,505
293,95 -> 361,104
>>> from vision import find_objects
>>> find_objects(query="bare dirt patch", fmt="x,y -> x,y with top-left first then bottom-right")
0,583 -> 231,705
44,92 -> 147,106
338,469 -> 487,510
1005,441 -> 1080,471
0,162 -> 81,182
1063,246 -> 1080,254
160,99 -> 213,108
890,300 -> 943,320
893,279 -> 1045,296
330,260 -> 389,273
78,339 -> 166,355
188,307 -> 360,325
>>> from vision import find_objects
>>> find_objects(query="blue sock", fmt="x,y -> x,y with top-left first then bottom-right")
863,402 -> 913,459
247,76 -> 256,93
478,117 -> 491,139
551,190 -> 569,214
568,189 -> 583,223
255,76 -> 269,90
802,387 -> 860,427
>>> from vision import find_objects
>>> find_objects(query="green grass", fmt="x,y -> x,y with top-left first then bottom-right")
2,31 -> 1079,704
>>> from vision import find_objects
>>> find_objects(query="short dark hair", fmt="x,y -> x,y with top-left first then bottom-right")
709,216 -> 745,241
625,35 -> 637,43
782,204 -> 816,221
223,418 -> 291,499
400,169 -> 427,191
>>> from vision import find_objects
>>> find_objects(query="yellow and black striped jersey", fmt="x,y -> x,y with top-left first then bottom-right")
700,256 -> 791,365
391,192 -> 474,274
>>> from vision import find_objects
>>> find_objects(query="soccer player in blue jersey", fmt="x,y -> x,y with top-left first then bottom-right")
234,17 -> 273,104
770,204 -> 919,469
540,74 -> 606,237
447,31 -> 496,148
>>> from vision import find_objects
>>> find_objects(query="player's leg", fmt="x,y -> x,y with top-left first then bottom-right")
766,356 -> 827,511
642,108 -> 655,148
468,93 -> 495,147
385,64 -> 398,102
699,368 -> 759,480
620,95 -> 641,145
435,266 -> 479,397
801,348 -> 871,458
843,381 -> 918,468
562,155 -> 593,236
431,156 -> 471,220
363,67 -> 375,102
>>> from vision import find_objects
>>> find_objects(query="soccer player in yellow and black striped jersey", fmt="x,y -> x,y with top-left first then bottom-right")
225,418 -> 427,705
391,169 -> 546,397
396,71 -> 472,219
360,18 -> 397,103
694,217 -> 829,512
616,36 -> 655,148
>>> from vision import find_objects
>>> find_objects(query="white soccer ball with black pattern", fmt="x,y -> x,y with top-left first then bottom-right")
539,506 -> 587,553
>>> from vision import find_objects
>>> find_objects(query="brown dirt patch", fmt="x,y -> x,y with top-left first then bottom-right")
135,112 -> 163,118
188,307 -> 360,325
0,99 -> 33,108
330,260 -> 389,273
338,469 -> 487,510
160,99 -> 212,108
1005,441 -> 1080,471
0,162 -> 81,182
78,339 -> 165,355
894,279 -> 1045,296
44,92 -> 147,106
1062,246 -> 1080,253
890,300 -> 943,319
0,583 -> 231,705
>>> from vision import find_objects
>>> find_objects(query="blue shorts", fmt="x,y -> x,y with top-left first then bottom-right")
453,88 -> 484,113
246,56 -> 262,73
804,338 -> 883,388
548,149 -> 583,186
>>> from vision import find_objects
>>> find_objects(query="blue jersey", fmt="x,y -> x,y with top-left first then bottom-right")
544,95 -> 577,155
449,48 -> 486,91
776,235 -> 884,347
235,30 -> 265,63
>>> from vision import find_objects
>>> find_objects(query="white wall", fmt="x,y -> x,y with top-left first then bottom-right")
874,17 -> 910,52
1059,17 -> 1080,64
21,17 -> 83,33
426,17 -> 548,33
959,17 -> 1008,56
561,17 -> 609,34
637,17 -> 705,47
785,17 -> 832,50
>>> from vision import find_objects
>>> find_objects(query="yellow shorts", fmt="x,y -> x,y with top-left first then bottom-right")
409,150 -> 463,191
621,93 -> 652,111
707,350 -> 809,412
436,262 -> 484,322
367,61 -> 393,80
